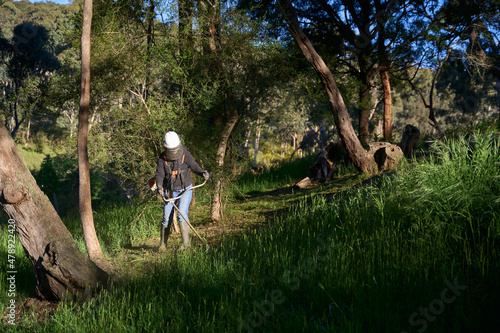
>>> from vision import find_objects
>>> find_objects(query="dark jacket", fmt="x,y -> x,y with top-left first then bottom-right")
155,144 -> 204,191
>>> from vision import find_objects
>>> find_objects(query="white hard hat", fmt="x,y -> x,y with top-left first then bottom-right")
162,131 -> 183,161
163,131 -> 181,149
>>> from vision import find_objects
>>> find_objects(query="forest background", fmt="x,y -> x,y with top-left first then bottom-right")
0,0 -> 498,219
0,0 -> 500,332
0,0 -> 500,331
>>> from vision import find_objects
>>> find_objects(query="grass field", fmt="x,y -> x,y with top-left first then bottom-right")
1,134 -> 499,332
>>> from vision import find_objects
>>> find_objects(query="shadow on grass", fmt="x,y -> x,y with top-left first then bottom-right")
122,244 -> 158,252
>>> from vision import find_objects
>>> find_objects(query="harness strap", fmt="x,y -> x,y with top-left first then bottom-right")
168,154 -> 185,177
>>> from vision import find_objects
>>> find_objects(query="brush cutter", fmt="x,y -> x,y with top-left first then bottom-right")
161,180 -> 207,243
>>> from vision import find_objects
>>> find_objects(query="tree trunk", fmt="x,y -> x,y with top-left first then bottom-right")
198,0 -> 240,222
357,52 -> 373,148
26,117 -> 31,143
277,0 -> 376,174
0,125 -> 108,301
253,119 -> 262,165
244,124 -> 252,149
199,0 -> 220,55
145,0 -> 155,98
280,139 -> 286,160
298,132 -> 303,158
495,75 -> 500,116
211,87 -> 239,222
380,66 -> 392,141
79,0 -> 104,262
358,79 -> 371,148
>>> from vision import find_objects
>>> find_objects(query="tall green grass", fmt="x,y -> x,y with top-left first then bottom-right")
2,134 -> 499,332
0,227 -> 36,315
61,199 -> 163,255
233,155 -> 317,194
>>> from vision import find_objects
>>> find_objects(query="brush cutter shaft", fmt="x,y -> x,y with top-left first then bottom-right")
161,180 -> 207,243
162,180 -> 207,203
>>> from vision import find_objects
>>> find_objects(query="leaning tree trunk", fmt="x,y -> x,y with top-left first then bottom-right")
277,0 -> 376,174
79,0 -> 104,262
0,125 -> 108,301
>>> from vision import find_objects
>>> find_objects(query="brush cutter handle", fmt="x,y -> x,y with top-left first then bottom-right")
162,179 -> 207,204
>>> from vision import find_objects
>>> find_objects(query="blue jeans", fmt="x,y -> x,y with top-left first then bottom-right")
162,185 -> 192,227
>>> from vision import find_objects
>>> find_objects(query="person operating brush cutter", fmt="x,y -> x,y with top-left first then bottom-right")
155,131 -> 209,251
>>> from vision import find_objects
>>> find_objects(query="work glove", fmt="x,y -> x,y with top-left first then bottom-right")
157,187 -> 165,199
202,170 -> 210,181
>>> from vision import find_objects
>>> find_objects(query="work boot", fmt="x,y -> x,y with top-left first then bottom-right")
178,222 -> 191,251
159,224 -> 170,251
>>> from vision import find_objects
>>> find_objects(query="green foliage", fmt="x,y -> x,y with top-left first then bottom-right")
31,151 -> 128,219
15,142 -> 56,171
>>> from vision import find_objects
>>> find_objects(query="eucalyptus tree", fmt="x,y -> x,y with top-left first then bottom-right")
77,0 -> 106,262
0,124 -> 108,301
239,0 -> 415,146
273,0 -> 378,173
192,1 -> 291,221
61,0 -> 169,196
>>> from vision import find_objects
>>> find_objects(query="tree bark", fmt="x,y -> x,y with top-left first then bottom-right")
280,139 -> 286,160
198,0 -> 240,222
357,52 -> 374,148
211,87 -> 239,222
277,0 -> 376,174
358,77 -> 371,148
380,66 -> 392,141
79,0 -> 104,262
0,125 -> 108,301
495,75 -> 500,116
145,0 -> 156,98
253,118 -> 262,165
